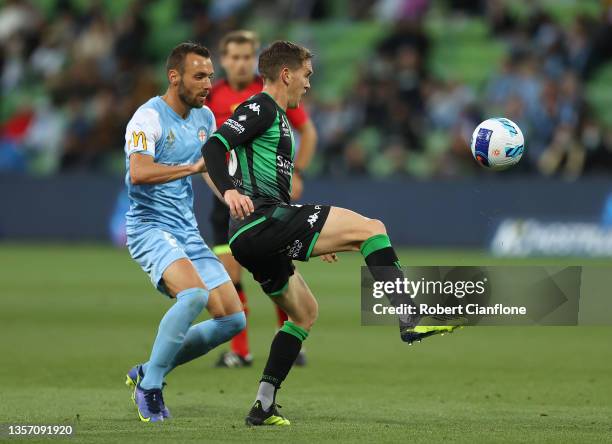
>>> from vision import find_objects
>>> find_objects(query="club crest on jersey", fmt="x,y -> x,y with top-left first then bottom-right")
197,127 -> 207,143
165,130 -> 175,149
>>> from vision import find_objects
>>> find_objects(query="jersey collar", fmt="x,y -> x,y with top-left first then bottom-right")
158,96 -> 192,121
261,91 -> 286,114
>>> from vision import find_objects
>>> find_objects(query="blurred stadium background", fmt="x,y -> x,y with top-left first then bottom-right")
1,0 -> 612,442
2,0 -> 612,251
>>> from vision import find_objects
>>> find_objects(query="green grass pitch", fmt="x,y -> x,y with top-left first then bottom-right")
1,244 -> 611,443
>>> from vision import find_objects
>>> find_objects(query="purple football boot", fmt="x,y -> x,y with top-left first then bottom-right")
133,384 -> 164,423
126,364 -> 171,419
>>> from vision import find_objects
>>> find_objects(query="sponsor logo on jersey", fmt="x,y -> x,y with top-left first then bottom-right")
131,131 -> 148,151
280,114 -> 291,137
276,155 -> 293,176
224,119 -> 245,134
197,127 -> 207,142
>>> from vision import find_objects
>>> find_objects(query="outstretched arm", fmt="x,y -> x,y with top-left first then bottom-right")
129,153 -> 205,185
125,107 -> 206,185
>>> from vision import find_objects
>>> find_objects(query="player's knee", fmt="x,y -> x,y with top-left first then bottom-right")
177,287 -> 208,313
307,308 -> 318,330
290,302 -> 318,331
304,301 -> 319,330
347,218 -> 387,249
219,311 -> 247,338
341,218 -> 387,251
366,219 -> 387,237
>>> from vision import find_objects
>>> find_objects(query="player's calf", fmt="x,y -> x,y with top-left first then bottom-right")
245,273 -> 314,425
313,207 -> 419,332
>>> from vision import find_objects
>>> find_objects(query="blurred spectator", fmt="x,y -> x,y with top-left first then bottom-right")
537,124 -> 586,180
0,0 -> 610,180
486,0 -> 517,36
584,126 -> 612,174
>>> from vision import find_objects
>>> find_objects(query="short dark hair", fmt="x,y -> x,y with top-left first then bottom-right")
258,41 -> 312,82
166,42 -> 210,74
220,30 -> 260,54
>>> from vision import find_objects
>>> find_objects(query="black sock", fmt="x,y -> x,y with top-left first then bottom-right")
260,328 -> 305,388
360,234 -> 418,328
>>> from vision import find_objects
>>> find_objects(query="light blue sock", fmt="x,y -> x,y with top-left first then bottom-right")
142,311 -> 246,377
139,287 -> 208,390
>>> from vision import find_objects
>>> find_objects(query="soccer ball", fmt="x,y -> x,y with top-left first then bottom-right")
470,118 -> 524,170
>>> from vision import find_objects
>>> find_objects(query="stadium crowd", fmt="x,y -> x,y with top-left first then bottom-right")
1,0 -> 611,179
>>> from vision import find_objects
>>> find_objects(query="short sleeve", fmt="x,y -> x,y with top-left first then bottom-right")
125,107 -> 162,158
286,103 -> 309,129
212,98 -> 275,151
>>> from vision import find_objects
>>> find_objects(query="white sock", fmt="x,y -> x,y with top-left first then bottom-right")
256,381 -> 276,411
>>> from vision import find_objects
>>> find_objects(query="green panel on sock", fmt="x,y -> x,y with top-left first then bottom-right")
280,321 -> 309,341
360,234 -> 392,258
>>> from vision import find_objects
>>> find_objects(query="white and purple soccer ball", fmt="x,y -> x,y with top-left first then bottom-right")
470,118 -> 525,170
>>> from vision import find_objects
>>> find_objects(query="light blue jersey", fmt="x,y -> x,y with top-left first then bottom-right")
124,96 -> 216,233
124,96 -> 229,296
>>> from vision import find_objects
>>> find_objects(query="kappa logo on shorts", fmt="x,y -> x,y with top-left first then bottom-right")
307,210 -> 320,228
288,239 -> 303,258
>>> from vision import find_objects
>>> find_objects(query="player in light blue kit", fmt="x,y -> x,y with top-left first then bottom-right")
123,42 -> 251,423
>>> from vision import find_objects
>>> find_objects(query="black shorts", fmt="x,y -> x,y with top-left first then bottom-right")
210,195 -> 230,251
229,203 -> 331,295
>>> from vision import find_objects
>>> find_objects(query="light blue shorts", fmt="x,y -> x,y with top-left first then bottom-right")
127,226 -> 230,297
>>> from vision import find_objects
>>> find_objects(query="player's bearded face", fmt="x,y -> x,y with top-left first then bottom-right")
178,77 -> 204,109
287,60 -> 313,109
177,55 -> 214,109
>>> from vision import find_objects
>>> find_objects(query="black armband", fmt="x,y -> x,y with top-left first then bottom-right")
202,136 -> 234,196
